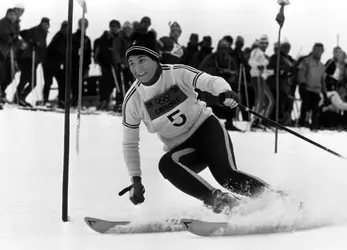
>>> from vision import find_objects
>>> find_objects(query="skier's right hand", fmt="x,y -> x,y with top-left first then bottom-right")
119,176 -> 145,205
218,91 -> 239,109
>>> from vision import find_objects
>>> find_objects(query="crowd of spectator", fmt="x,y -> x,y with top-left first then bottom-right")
1,4 -> 347,132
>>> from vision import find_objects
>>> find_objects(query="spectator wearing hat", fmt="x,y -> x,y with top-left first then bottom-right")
192,36 -> 213,68
181,33 -> 199,67
39,20 -> 68,108
267,40 -> 294,125
12,3 -> 24,45
223,35 -> 234,56
319,54 -> 347,130
281,41 -> 296,125
3,4 -> 26,101
298,43 -> 326,130
0,8 -> 18,105
94,19 -> 127,111
70,18 -> 92,107
132,21 -> 141,32
111,20 -> 129,113
248,35 -> 274,130
94,20 -> 120,110
158,21 -> 184,64
231,36 -> 251,122
324,46 -> 343,91
138,16 -> 151,34
239,47 -> 255,121
13,3 -> 24,17
13,17 -> 50,106
231,36 -> 245,68
13,3 -> 24,35
198,38 -> 241,131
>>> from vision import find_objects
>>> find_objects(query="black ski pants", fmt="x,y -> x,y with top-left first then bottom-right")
158,115 -> 268,202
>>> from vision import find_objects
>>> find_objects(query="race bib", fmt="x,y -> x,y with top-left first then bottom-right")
144,84 -> 188,121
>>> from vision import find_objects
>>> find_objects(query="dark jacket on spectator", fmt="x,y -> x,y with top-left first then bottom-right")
112,33 -> 127,66
181,41 -> 199,66
325,58 -> 339,91
0,16 -> 17,58
192,47 -> 213,68
230,47 -> 244,70
94,31 -> 115,68
158,36 -> 184,64
71,29 -> 92,72
19,25 -> 48,63
46,29 -> 67,70
267,51 -> 294,89
198,50 -> 238,106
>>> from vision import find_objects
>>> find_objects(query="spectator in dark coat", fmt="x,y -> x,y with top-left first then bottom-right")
71,18 -> 92,107
15,17 -> 50,106
158,21 -> 184,64
267,41 -> 294,124
139,16 -> 151,33
231,36 -> 245,70
0,9 -> 18,105
199,38 -> 241,131
181,33 -> 199,67
192,36 -> 213,68
1,5 -> 25,102
324,46 -> 342,91
40,20 -> 67,107
94,20 -> 125,110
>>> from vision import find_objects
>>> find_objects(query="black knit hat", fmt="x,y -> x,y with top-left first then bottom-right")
126,31 -> 159,62
6,8 -> 16,15
41,17 -> 50,25
109,19 -> 121,28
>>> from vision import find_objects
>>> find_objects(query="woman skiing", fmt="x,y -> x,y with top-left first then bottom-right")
119,31 -> 275,214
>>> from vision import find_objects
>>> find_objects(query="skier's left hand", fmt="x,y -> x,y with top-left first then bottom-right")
218,90 -> 239,109
118,176 -> 145,205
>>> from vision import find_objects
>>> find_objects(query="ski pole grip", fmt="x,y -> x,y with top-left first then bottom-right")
118,185 -> 132,196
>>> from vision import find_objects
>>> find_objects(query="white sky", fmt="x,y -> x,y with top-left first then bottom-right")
2,0 -> 347,62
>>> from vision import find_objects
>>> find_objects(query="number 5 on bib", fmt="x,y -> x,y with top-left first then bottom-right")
167,109 -> 187,127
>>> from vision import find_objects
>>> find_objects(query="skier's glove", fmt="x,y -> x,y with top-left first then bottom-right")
218,91 -> 239,109
118,176 -> 145,205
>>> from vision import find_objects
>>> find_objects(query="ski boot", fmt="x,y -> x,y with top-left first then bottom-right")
204,189 -> 241,214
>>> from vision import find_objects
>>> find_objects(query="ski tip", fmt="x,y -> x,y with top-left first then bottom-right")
180,219 -> 194,230
84,217 -> 132,234
84,217 -> 111,234
84,217 -> 98,228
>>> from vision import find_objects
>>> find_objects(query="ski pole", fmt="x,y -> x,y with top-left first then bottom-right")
118,185 -> 132,196
111,66 -> 121,93
120,69 -> 126,98
242,64 -> 251,122
31,47 -> 36,105
238,104 -> 346,159
235,65 -> 243,121
10,47 -> 19,104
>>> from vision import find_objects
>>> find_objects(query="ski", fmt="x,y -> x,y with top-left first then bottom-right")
181,217 -> 325,237
181,219 -> 229,237
180,206 -> 314,237
84,216 -> 185,234
181,197 -> 307,237
84,217 -> 131,233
